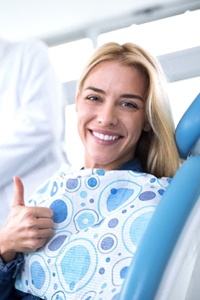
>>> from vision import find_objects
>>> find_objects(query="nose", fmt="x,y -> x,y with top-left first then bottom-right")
97,103 -> 118,126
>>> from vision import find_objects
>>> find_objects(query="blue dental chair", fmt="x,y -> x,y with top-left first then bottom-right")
119,93 -> 200,300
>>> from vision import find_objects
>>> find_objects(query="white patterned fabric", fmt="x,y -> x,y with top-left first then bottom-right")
15,164 -> 170,300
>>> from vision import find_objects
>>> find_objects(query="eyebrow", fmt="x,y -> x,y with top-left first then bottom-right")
85,86 -> 144,101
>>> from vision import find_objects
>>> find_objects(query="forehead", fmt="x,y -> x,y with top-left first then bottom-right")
87,60 -> 139,77
83,60 -> 148,95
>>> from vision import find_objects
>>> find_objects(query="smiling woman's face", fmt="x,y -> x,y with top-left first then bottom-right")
76,60 -> 150,170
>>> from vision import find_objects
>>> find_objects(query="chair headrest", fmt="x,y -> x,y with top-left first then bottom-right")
175,93 -> 200,159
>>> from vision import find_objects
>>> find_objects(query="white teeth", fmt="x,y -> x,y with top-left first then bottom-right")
93,131 -> 119,141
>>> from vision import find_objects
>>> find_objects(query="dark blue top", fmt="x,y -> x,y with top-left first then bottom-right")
0,159 -> 142,300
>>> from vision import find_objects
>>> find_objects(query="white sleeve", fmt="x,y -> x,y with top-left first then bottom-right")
0,39 -> 65,189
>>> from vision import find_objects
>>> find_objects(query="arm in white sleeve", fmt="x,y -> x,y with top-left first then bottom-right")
0,38 -> 65,189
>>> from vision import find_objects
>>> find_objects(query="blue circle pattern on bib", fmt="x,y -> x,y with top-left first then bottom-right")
15,166 -> 170,300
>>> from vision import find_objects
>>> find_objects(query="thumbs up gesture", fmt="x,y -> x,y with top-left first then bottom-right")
12,175 -> 25,207
0,176 -> 54,263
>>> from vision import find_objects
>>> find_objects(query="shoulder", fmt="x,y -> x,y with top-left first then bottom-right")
14,38 -> 51,71
15,38 -> 48,61
0,38 -> 48,66
18,38 -> 47,53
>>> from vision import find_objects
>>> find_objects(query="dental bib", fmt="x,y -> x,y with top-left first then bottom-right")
15,164 -> 170,300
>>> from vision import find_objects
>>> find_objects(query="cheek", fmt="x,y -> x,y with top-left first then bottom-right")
77,119 -> 85,145
77,114 -> 84,135
125,113 -> 146,137
76,108 -> 90,137
77,109 -> 87,125
77,102 -> 96,124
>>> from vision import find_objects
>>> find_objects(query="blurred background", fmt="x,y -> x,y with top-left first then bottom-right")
1,0 -> 200,166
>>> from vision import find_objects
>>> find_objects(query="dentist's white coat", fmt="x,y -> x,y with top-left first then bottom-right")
0,38 -> 68,227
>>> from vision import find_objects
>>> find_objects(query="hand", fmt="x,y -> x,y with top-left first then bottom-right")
0,176 -> 54,263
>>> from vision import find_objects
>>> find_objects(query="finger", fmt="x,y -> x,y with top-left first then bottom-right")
31,238 -> 52,252
22,237 -> 52,253
33,207 -> 54,218
37,228 -> 54,239
12,176 -> 25,207
35,217 -> 54,229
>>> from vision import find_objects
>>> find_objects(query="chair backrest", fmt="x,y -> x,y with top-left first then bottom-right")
119,93 -> 200,300
175,93 -> 200,158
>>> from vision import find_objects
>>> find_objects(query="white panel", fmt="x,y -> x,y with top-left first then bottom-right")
158,47 -> 200,82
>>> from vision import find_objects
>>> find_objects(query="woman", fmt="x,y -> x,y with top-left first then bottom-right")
0,42 -> 180,299
76,42 -> 179,177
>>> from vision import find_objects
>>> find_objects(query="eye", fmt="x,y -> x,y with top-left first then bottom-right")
121,101 -> 139,110
86,95 -> 101,102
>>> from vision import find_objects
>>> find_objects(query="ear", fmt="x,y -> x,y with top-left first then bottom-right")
143,122 -> 151,132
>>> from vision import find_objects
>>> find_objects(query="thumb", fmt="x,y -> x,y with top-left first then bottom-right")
12,176 -> 25,207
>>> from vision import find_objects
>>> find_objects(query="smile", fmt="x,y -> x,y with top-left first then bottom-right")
92,131 -> 120,141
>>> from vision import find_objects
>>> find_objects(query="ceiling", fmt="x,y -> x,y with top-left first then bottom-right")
0,0 -> 200,46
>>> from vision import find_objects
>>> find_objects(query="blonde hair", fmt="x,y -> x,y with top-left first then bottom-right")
76,42 -> 180,177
